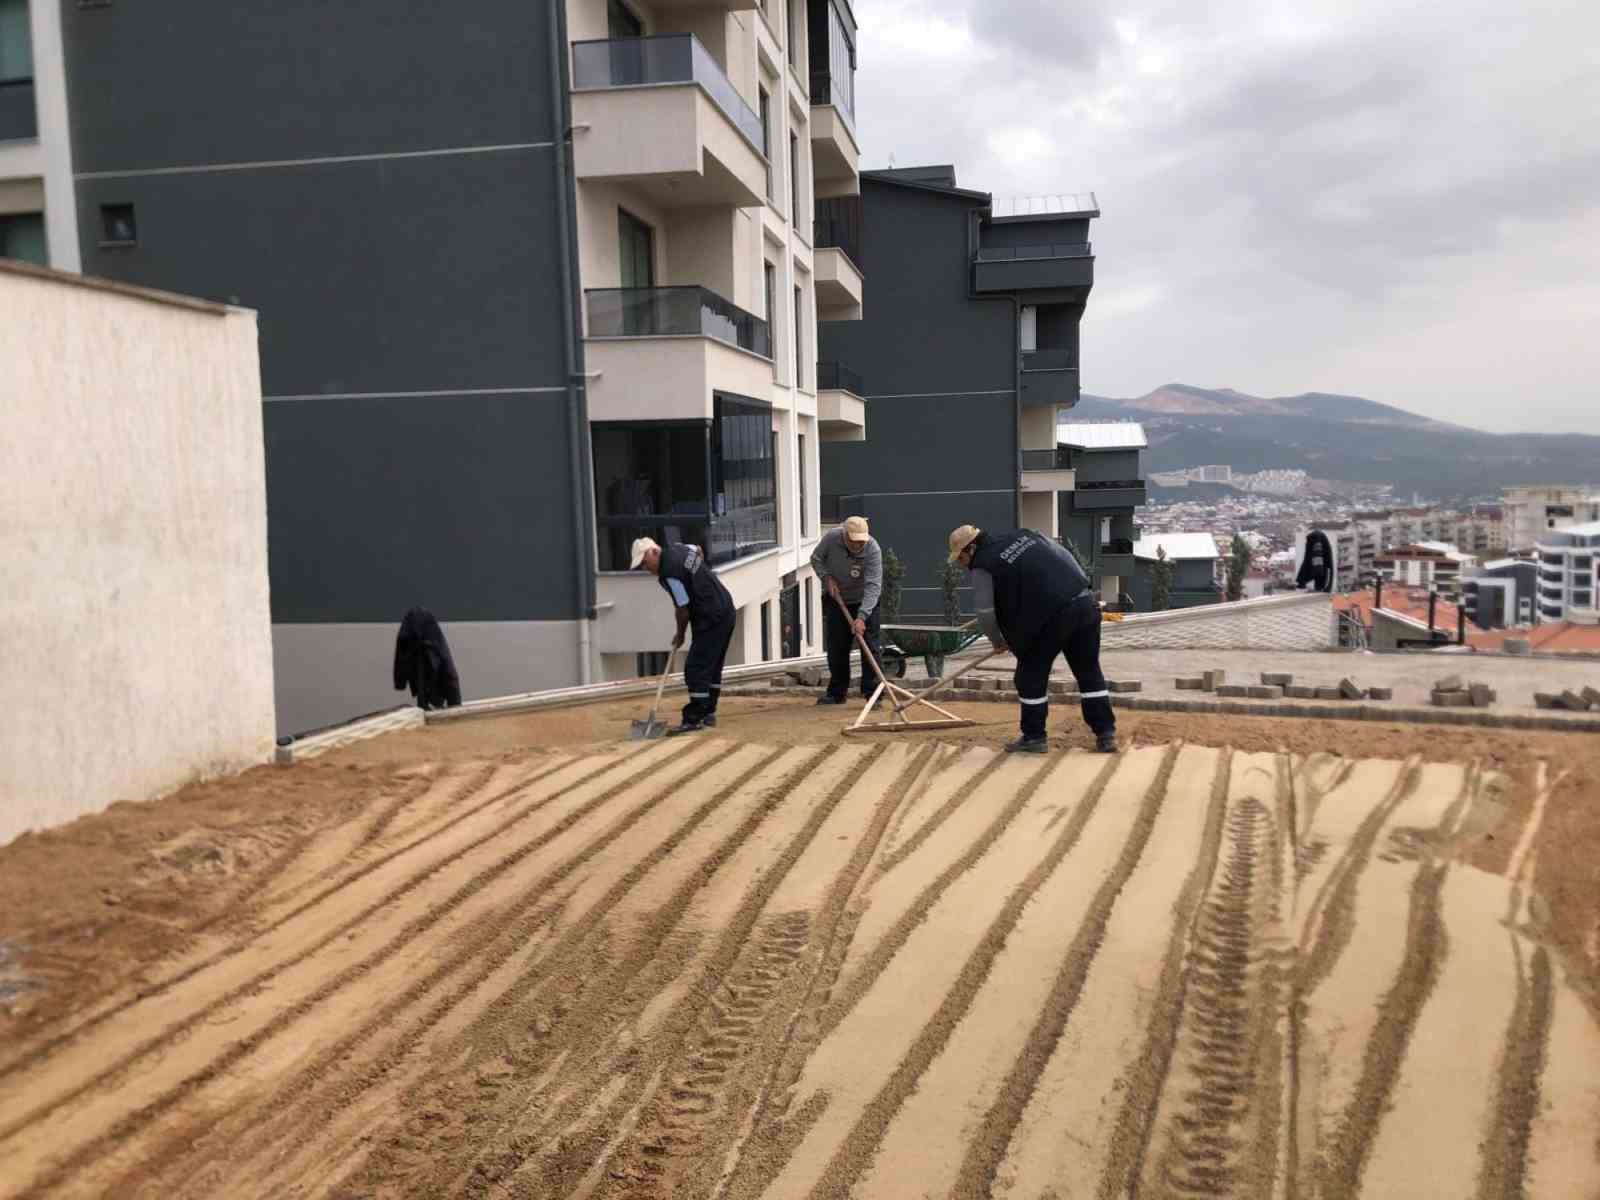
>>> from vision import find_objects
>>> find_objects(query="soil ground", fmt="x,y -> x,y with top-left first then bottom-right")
2,694 -> 1598,1198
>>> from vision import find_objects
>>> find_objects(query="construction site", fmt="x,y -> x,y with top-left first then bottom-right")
3,674 -> 1599,1199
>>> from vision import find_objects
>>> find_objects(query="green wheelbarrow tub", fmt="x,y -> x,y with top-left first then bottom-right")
880,625 -> 979,679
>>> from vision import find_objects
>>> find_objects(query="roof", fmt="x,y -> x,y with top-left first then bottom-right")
1058,422 -> 1147,451
861,167 -> 991,203
1472,621 -> 1600,654
1134,532 -> 1221,561
1334,589 -> 1473,642
1555,520 -> 1600,536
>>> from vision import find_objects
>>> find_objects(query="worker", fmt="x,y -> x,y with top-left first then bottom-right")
948,524 -> 1117,754
810,515 -> 884,705
631,536 -> 736,735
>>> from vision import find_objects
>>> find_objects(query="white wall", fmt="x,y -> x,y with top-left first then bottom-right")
0,264 -> 274,844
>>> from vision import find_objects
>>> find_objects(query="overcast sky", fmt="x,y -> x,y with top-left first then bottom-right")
855,0 -> 1600,434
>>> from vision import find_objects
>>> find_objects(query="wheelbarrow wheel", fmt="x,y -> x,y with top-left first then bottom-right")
891,656 -> 907,679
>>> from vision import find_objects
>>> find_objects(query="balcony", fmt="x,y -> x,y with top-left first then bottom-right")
1071,480 -> 1147,510
810,104 -> 859,199
570,36 -> 767,209
973,243 -> 1094,296
1020,349 -> 1080,409
1019,448 -> 1076,494
814,201 -> 864,321
584,286 -> 773,421
817,361 -> 865,442
0,79 -> 37,143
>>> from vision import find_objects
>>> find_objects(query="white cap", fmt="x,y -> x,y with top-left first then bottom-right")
628,536 -> 660,570
843,515 -> 870,544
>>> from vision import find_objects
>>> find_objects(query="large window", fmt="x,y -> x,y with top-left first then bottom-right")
823,0 -> 855,122
0,211 -> 45,266
592,397 -> 776,571
790,132 -> 801,226
793,284 -> 806,389
759,87 -> 774,200
607,0 -> 643,38
798,433 -> 809,536
618,208 -> 654,289
0,0 -> 31,83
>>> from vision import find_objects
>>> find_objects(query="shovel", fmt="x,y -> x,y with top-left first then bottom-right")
630,646 -> 678,740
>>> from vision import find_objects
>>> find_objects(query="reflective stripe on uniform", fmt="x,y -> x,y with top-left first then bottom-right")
688,691 -> 711,699
1080,690 -> 1110,699
1019,694 -> 1050,705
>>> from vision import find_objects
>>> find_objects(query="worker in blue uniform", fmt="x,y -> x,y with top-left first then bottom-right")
948,524 -> 1117,754
632,536 -> 737,735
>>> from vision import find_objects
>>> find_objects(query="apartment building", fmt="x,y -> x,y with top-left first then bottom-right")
5,0 -> 860,734
0,0 -> 75,269
1055,422 -> 1147,603
818,166 -> 1097,615
1535,522 -> 1600,625
1462,559 -> 1540,631
1503,485 -> 1600,553
1374,542 -> 1477,601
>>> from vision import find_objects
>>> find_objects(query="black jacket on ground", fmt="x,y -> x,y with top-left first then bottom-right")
1298,530 -> 1335,592
968,529 -> 1091,654
393,608 -> 463,710
657,543 -> 734,631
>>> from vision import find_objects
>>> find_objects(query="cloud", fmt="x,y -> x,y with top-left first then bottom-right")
854,0 -> 1600,433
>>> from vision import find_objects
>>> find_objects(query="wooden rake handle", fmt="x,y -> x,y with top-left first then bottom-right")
893,649 -> 1007,713
831,589 -> 894,693
650,644 -> 679,714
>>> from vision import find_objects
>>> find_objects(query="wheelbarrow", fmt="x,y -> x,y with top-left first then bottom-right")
879,624 -> 983,680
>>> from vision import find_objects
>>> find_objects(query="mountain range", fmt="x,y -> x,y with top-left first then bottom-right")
1070,384 -> 1600,501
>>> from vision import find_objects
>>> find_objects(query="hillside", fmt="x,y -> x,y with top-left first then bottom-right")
1072,384 -> 1600,500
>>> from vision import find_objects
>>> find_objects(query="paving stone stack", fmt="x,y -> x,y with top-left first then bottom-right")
1535,689 -> 1596,711
1432,675 -> 1496,708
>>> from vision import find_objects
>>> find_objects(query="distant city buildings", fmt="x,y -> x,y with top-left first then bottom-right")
1502,486 -> 1600,553
1535,521 -> 1600,625
1374,542 -> 1477,601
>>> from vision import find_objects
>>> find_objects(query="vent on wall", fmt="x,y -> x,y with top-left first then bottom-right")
99,203 -> 136,247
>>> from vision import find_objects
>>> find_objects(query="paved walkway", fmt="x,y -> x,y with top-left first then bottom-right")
908,647 -> 1599,719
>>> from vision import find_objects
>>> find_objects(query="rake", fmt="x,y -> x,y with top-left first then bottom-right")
629,646 -> 678,740
830,592 -> 977,735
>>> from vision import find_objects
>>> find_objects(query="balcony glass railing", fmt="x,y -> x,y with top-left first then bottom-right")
1021,449 -> 1074,471
0,78 -> 38,142
976,243 -> 1093,262
1021,348 -> 1077,372
586,286 -> 772,358
814,195 -> 863,267
816,361 -> 862,395
571,35 -> 765,153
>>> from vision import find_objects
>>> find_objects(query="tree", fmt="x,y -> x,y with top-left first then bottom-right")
1226,534 -> 1251,602
941,558 -> 964,626
1151,545 -> 1173,611
881,547 -> 905,625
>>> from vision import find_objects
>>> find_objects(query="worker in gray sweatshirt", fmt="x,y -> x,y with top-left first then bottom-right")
810,515 -> 883,704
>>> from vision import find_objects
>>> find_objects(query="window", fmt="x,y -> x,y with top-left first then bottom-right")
0,0 -> 32,83
617,208 -> 654,289
787,0 -> 801,69
0,212 -> 46,266
607,0 -> 643,38
804,577 -> 813,646
1573,555 -> 1593,570
798,433 -> 809,536
771,431 -> 781,544
764,261 -> 777,325
817,0 -> 857,122
793,285 -> 805,389
99,203 -> 136,246
592,423 -> 711,571
635,651 -> 668,677
761,601 -> 771,661
790,131 -> 801,226
759,87 -> 774,199
1019,305 -> 1038,353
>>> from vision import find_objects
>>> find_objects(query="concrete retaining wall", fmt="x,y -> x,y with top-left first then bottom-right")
1101,592 -> 1335,652
0,262 -> 275,844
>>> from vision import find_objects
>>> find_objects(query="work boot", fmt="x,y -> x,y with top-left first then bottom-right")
1004,734 -> 1049,754
701,714 -> 718,729
1095,732 -> 1119,754
815,694 -> 846,706
668,719 -> 707,737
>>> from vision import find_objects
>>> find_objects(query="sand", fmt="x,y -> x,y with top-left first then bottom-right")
1,694 -> 1598,1198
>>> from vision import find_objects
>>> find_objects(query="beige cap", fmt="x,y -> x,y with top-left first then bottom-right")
948,524 -> 981,562
843,515 -> 870,544
628,536 -> 660,570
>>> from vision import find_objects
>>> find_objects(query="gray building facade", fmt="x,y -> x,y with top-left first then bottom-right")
12,0 -> 860,734
818,166 -> 1096,616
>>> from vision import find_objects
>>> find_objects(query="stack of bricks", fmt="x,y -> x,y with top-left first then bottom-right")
1534,686 -> 1600,712
1432,675 -> 1496,709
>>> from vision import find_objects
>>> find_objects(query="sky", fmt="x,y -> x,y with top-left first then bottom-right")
853,0 -> 1600,434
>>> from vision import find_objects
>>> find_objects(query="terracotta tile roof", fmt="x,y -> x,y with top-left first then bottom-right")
1334,590 -> 1600,653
